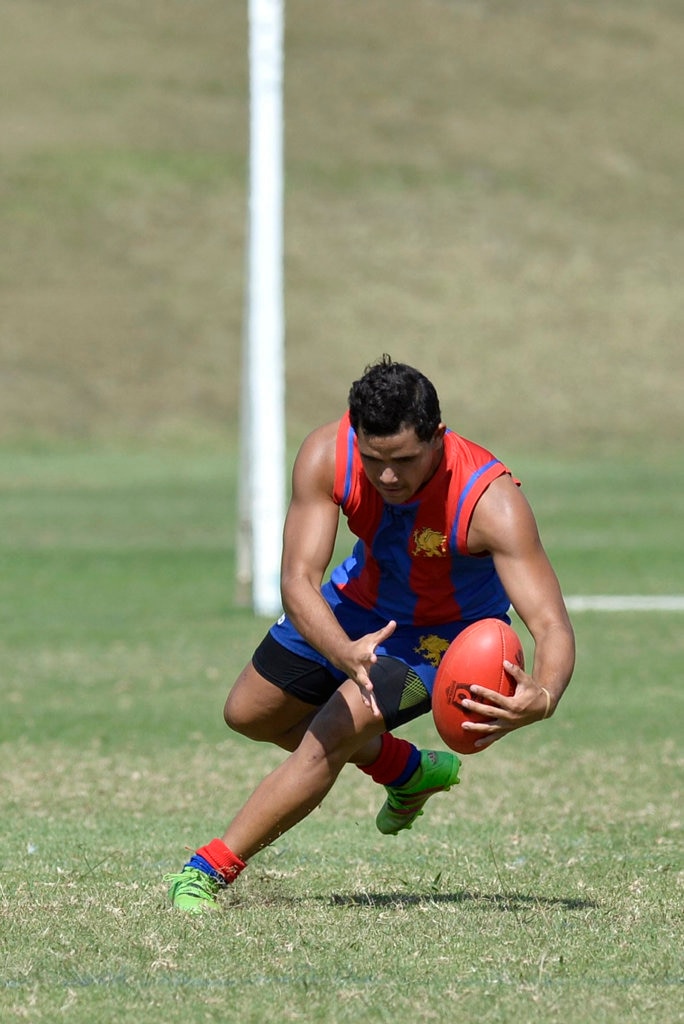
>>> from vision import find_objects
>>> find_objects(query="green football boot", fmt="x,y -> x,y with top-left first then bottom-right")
376,749 -> 461,835
165,865 -> 224,913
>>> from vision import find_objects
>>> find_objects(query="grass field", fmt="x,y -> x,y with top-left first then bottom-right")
2,0 -> 683,454
0,450 -> 682,1023
1,0 -> 683,1021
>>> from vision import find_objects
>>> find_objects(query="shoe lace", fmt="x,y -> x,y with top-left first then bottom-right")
164,868 -> 222,897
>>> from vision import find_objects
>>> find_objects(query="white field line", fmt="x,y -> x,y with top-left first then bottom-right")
565,595 -> 684,612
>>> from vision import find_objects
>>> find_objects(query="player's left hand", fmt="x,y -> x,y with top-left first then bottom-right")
461,659 -> 553,749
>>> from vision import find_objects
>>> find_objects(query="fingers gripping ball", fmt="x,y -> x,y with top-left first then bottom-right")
432,618 -> 524,755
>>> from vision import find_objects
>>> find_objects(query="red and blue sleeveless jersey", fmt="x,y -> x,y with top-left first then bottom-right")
329,413 -> 515,626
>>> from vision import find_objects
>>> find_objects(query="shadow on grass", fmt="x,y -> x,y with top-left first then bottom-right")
235,883 -> 598,912
326,890 -> 598,911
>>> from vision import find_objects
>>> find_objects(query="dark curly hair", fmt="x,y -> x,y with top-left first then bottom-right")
347,355 -> 442,442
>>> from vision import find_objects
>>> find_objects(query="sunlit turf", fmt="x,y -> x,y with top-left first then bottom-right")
2,1 -> 683,455
0,448 -> 682,1023
3,0 -> 683,1016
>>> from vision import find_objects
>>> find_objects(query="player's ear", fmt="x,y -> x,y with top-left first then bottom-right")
432,423 -> 447,443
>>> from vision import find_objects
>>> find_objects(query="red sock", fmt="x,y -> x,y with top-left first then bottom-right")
358,733 -> 419,786
196,838 -> 246,883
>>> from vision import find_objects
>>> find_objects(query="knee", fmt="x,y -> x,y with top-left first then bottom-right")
223,690 -> 253,736
222,662 -> 264,738
223,687 -> 292,745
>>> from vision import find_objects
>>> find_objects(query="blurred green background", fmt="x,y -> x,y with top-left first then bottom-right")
2,0 -> 682,458
2,8 -> 683,1019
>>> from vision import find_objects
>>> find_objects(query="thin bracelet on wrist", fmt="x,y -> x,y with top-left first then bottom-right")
539,686 -> 552,719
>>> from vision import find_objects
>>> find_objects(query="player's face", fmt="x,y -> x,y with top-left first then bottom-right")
357,424 -> 446,504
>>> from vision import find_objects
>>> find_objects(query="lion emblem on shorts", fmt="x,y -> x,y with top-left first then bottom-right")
412,527 -> 447,558
414,634 -> 451,668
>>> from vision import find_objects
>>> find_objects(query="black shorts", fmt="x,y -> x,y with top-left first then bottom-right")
252,632 -> 432,731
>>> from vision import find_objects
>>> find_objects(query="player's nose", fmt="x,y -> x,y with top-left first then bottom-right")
379,465 -> 398,483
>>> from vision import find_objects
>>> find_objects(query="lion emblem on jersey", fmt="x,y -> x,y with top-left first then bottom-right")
412,527 -> 447,558
414,634 -> 451,668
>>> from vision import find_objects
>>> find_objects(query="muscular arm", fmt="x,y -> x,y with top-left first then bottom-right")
464,474 -> 576,743
279,422 -> 394,712
280,422 -> 346,656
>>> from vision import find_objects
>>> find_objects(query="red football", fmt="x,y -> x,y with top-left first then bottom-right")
432,618 -> 525,755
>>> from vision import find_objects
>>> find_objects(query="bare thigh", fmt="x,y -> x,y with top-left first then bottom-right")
223,661 -> 319,750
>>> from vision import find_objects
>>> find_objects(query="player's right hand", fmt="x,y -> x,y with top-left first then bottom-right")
343,620 -> 397,717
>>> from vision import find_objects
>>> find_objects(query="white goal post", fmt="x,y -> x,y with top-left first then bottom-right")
237,0 -> 286,617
